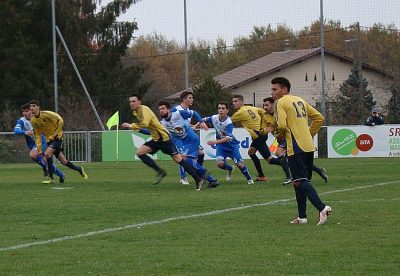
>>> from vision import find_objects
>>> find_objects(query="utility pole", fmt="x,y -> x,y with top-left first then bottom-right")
51,0 -> 58,112
183,0 -> 189,89
356,22 -> 364,116
319,0 -> 326,121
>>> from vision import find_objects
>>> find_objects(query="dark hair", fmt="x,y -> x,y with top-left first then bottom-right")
180,90 -> 193,102
232,95 -> 244,101
130,94 -> 141,101
217,101 -> 229,109
271,77 -> 291,91
158,101 -> 171,109
263,97 -> 275,104
29,100 -> 40,106
21,103 -> 31,111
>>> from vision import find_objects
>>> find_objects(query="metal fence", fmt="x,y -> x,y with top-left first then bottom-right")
0,131 -> 103,163
0,128 -> 329,164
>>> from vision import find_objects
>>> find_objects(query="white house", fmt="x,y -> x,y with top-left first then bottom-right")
167,47 -> 392,113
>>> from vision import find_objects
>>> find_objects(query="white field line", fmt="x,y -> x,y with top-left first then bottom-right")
1,180 -> 399,252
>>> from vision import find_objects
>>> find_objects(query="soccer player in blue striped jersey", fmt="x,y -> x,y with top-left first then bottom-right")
15,103 -> 65,182
175,91 -> 206,184
271,77 -> 331,225
203,101 -> 254,184
158,101 -> 219,188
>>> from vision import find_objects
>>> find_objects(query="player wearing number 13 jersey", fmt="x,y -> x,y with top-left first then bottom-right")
271,77 -> 331,226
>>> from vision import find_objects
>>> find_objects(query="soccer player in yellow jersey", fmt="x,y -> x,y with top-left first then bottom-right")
29,100 -> 88,184
121,94 -> 205,190
263,97 -> 328,183
231,95 -> 289,182
270,77 -> 331,225
261,97 -> 291,184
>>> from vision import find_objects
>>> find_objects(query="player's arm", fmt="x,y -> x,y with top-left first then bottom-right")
275,102 -> 287,139
52,114 -> 63,140
31,120 -> 43,153
307,103 -> 324,137
14,119 -> 27,135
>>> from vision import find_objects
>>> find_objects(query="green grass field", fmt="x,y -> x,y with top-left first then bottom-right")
1,158 -> 399,275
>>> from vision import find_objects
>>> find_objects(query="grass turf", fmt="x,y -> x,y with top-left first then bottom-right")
0,158 -> 399,275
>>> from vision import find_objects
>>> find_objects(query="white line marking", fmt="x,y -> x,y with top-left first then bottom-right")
1,180 -> 399,252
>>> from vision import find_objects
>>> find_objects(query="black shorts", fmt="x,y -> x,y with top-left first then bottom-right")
287,152 -> 314,181
250,135 -> 271,159
144,139 -> 179,156
48,139 -> 63,158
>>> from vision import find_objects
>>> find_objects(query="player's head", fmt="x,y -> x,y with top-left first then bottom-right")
21,103 -> 32,119
128,94 -> 142,110
29,100 -> 41,116
271,77 -> 291,100
158,101 -> 171,119
217,101 -> 229,117
263,97 -> 275,114
232,95 -> 244,110
180,90 -> 194,107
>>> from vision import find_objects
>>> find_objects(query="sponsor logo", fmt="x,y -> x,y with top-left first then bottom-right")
332,129 -> 374,155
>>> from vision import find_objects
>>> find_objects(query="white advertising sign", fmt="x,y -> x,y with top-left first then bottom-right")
327,125 -> 400,158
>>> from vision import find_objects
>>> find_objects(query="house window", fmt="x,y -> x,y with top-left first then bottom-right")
332,72 -> 335,81
314,73 -> 317,81
305,73 -> 308,81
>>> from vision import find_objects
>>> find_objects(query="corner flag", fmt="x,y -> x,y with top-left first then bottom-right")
106,111 -> 119,130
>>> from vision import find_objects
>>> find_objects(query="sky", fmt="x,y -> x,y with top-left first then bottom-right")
102,0 -> 400,45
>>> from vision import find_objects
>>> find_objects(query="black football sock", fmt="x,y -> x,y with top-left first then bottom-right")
250,154 -> 264,177
138,154 -> 162,172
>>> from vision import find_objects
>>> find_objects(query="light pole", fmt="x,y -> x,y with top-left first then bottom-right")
183,0 -> 189,89
51,0 -> 58,112
319,0 -> 326,121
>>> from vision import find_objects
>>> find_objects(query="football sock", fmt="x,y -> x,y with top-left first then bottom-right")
138,154 -> 161,172
222,163 -> 233,171
178,160 -> 201,182
185,158 -> 206,176
294,184 -> 307,218
250,154 -> 264,177
299,180 -> 325,212
240,165 -> 252,180
35,156 -> 47,170
46,157 -> 54,179
65,161 -> 81,172
53,165 -> 64,178
278,156 -> 291,179
312,165 -> 322,175
197,153 -> 205,166
179,165 -> 187,178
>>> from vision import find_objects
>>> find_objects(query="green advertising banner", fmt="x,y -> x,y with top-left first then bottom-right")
102,131 -> 172,161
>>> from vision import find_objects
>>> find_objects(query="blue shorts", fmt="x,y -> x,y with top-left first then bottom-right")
144,139 -> 179,156
174,136 -> 199,158
287,152 -> 314,181
216,146 -> 243,164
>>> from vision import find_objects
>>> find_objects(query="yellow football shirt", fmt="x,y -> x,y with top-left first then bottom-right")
130,105 -> 171,142
275,94 -> 323,156
231,106 -> 265,139
31,111 -> 64,153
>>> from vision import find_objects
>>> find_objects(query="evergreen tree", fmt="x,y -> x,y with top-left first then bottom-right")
334,60 -> 375,124
192,76 -> 232,117
386,80 -> 400,123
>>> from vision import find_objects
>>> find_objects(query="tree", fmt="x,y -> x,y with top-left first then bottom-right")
192,76 -> 232,117
386,72 -> 400,123
0,0 -> 147,130
333,61 -> 375,124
